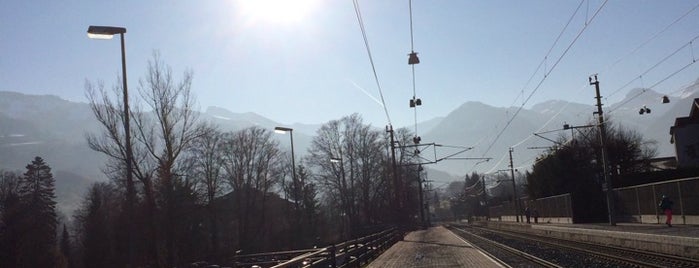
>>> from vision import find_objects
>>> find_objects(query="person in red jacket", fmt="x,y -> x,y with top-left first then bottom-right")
659,195 -> 674,227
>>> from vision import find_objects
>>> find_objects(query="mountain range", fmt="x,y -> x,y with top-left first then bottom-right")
1,79 -> 698,215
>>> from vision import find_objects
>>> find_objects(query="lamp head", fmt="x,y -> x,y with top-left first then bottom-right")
274,126 -> 292,134
408,52 -> 420,65
662,95 -> 670,104
87,25 -> 126,39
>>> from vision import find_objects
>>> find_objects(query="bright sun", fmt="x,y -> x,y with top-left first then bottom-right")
237,0 -> 320,24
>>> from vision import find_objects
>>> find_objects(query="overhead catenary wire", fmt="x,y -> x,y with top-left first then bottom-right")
605,1 -> 699,96
513,2 -> 699,158
479,0 -> 586,152
509,39 -> 698,173
481,1 -> 698,174
352,0 -> 392,126
478,0 -> 609,164
606,34 -> 699,109
408,0 -> 419,138
609,59 -> 698,114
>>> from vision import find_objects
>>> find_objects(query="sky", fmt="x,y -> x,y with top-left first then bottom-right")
2,0 -> 699,132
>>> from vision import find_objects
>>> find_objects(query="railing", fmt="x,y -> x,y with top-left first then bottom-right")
488,193 -> 573,224
485,177 -> 699,225
229,227 -> 400,268
613,177 -> 699,225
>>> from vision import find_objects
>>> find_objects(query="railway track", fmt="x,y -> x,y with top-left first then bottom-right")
447,225 -> 562,268
448,224 -> 699,268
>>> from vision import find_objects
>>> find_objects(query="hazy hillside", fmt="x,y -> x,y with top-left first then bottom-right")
417,82 -> 698,175
2,80 -> 698,216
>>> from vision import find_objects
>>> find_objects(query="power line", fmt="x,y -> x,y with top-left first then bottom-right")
479,0 -> 609,160
514,2 -> 699,160
494,0 -> 586,140
504,0 -> 586,111
352,0 -> 392,126
606,34 -> 699,107
407,0 -> 422,142
605,1 -> 699,99
609,58 -> 697,114
481,2 -> 698,174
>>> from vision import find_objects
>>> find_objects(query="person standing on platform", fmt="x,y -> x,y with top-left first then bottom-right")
524,206 -> 531,223
659,195 -> 674,227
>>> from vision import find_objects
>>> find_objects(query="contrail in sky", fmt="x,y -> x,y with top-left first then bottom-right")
348,79 -> 384,108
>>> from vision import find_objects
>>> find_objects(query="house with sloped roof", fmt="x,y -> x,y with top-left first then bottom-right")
670,98 -> 699,168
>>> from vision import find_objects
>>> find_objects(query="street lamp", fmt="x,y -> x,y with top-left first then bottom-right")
274,126 -> 297,202
87,25 -> 134,266
329,155 -> 350,239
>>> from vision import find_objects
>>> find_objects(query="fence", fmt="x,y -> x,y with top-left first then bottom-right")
488,193 -> 573,223
486,177 -> 699,225
613,177 -> 699,225
224,227 -> 400,268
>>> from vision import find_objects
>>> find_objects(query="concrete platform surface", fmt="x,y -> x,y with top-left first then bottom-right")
483,221 -> 699,259
365,226 -> 504,268
547,222 -> 699,238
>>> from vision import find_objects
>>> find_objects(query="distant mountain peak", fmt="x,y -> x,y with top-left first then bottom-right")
205,106 -> 267,120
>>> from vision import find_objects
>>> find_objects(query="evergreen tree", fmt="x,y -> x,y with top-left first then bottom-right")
76,182 -> 115,268
17,156 -> 58,267
0,171 -> 21,267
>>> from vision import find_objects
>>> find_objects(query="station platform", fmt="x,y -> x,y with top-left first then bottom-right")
365,226 -> 504,268
478,221 -> 699,259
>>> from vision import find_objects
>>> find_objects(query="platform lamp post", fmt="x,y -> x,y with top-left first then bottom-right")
87,25 -> 134,266
330,156 -> 349,239
275,127 -> 298,205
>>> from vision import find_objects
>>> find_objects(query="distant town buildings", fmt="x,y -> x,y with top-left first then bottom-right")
670,98 -> 699,168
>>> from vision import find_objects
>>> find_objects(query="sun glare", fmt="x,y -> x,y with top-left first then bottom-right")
238,0 -> 319,24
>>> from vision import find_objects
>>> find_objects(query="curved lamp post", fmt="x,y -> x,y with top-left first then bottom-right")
274,127 -> 297,201
87,25 -> 134,266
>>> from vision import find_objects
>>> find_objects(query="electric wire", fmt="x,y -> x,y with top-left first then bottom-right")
479,0 -> 609,162
609,59 -> 697,114
409,0 -> 419,138
483,1 -> 698,174
506,0 -> 585,111
352,0 -> 392,126
491,0 -> 586,144
606,34 -> 699,107
605,1 -> 699,100
513,2 -> 699,165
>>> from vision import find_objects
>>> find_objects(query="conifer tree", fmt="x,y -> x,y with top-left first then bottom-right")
17,156 -> 58,267
0,171 -> 21,267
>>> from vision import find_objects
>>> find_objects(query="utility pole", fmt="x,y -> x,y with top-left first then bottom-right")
482,175 -> 489,220
387,125 -> 401,224
509,147 -> 520,223
590,75 -> 616,226
417,164 -> 425,228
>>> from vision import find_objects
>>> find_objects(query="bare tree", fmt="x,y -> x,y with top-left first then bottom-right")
86,76 -> 159,267
308,114 -> 390,237
220,126 -> 283,251
129,52 -> 203,267
184,124 -> 226,259
86,53 -> 203,267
